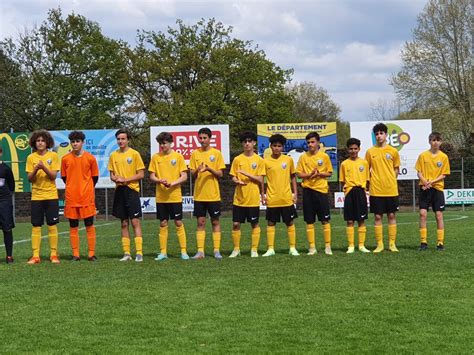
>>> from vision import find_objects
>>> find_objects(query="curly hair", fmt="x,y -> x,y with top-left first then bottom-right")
29,129 -> 55,151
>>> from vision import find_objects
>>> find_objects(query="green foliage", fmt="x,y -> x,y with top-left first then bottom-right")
0,8 -> 130,130
1,211 -> 473,352
391,0 -> 472,154
125,19 -> 294,150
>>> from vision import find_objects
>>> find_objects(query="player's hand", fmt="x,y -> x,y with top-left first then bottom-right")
310,168 -> 319,178
36,160 -> 45,170
292,193 -> 297,204
235,179 -> 246,186
261,194 -> 267,205
115,176 -> 126,184
237,170 -> 249,177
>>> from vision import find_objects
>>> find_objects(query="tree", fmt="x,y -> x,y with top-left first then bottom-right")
286,81 -> 349,148
124,19 -> 294,150
0,8 -> 130,131
391,0 -> 472,153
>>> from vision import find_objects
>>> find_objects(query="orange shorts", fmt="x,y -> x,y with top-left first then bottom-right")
64,205 -> 96,220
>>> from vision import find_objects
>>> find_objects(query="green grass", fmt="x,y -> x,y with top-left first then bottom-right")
1,210 -> 473,353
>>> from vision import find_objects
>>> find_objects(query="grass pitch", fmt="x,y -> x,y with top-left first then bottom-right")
1,210 -> 473,353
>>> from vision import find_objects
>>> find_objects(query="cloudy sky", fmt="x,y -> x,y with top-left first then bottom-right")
0,0 -> 427,122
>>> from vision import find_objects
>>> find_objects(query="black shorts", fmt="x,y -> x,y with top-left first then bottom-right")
112,186 -> 142,220
419,188 -> 445,212
31,199 -> 59,226
233,205 -> 260,224
193,201 -> 221,219
344,187 -> 368,221
157,203 -> 183,221
303,188 -> 331,223
0,199 -> 15,230
369,196 -> 399,215
266,205 -> 297,224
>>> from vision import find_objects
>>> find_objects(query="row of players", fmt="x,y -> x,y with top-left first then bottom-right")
0,123 -> 450,263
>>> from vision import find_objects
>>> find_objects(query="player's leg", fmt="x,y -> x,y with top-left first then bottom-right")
119,218 -> 132,261
249,207 -> 261,257
45,199 -> 60,263
69,218 -> 80,260
387,211 -> 398,252
371,196 -> 385,253
357,220 -> 370,253
283,206 -> 298,256
192,202 -> 207,259
28,201 -> 43,264
230,205 -> 243,257
346,220 -> 355,253
174,216 -> 189,260
303,188 -> 316,255
1,199 -> 15,263
209,202 -> 222,260
84,216 -> 97,261
434,190 -> 446,250
155,203 -> 170,261
131,217 -> 143,262
262,208 -> 277,256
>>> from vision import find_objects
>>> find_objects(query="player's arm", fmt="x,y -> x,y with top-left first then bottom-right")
202,165 -> 224,178
417,171 -> 429,188
6,166 -> 15,192
36,162 -> 57,181
427,173 -> 447,186
232,175 -> 246,185
169,171 -> 188,188
238,170 -> 264,184
117,169 -> 144,184
291,173 -> 298,204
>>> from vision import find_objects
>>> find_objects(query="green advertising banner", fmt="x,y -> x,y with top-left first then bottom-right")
0,133 -> 31,192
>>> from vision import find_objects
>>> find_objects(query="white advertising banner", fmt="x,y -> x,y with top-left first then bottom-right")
350,120 -> 432,180
334,192 -> 370,208
444,189 -> 474,205
140,196 -> 195,213
150,125 -> 230,164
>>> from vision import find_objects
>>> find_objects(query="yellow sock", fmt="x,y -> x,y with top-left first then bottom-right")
122,237 -> 131,254
176,225 -> 187,253
306,224 -> 315,249
374,225 -> 383,247
437,229 -> 444,245
31,226 -> 41,257
287,224 -> 296,248
323,223 -> 331,247
251,226 -> 260,252
48,225 -> 58,257
346,226 -> 355,248
232,230 -> 241,250
420,228 -> 427,244
388,224 -> 397,245
267,225 -> 275,249
358,226 -> 367,247
212,232 -> 221,251
196,230 -> 205,253
135,236 -> 143,255
159,226 -> 169,254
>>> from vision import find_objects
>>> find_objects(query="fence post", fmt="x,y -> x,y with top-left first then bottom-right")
412,179 -> 416,212
461,157 -> 465,212
105,187 -> 108,221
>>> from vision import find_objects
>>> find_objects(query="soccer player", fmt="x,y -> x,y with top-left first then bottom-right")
26,129 -> 61,264
61,131 -> 99,261
229,131 -> 266,258
0,145 -> 15,263
108,128 -> 145,262
415,132 -> 450,251
296,132 -> 334,255
262,134 -> 299,257
149,132 -> 189,260
189,127 -> 225,260
339,138 -> 371,254
365,123 -> 400,253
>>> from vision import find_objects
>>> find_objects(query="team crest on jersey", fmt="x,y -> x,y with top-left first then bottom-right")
209,155 -> 215,162
46,159 -> 52,165
437,161 -> 442,167
171,159 -> 177,166
282,163 -> 287,169
317,159 -> 323,166
359,165 -> 365,172
385,153 -> 392,160
251,162 -> 257,169
127,157 -> 133,164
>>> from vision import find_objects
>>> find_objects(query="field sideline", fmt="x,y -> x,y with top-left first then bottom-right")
1,210 -> 473,353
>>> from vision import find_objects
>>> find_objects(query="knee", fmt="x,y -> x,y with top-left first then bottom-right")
160,220 -> 169,228
121,219 -> 129,228
84,217 -> 94,227
232,222 -> 240,231
69,219 -> 79,228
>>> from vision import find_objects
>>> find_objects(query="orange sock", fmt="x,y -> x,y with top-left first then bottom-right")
86,225 -> 96,257
70,227 -> 80,257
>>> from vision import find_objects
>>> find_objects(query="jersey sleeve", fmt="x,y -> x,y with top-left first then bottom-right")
61,155 -> 68,178
257,158 -> 266,176
217,151 -> 225,170
393,149 -> 401,169
295,155 -> 304,174
148,155 -> 157,174
441,154 -> 450,175
107,153 -> 114,172
364,160 -> 370,181
229,157 -> 238,177
90,154 -> 99,177
189,151 -> 198,170
50,152 -> 60,171
135,151 -> 145,171
25,154 -> 34,173
178,154 -> 187,173
339,162 -> 345,183
289,157 -> 296,174
325,154 -> 333,173
415,154 -> 423,173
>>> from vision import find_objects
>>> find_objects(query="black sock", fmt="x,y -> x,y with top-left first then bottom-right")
3,230 -> 13,257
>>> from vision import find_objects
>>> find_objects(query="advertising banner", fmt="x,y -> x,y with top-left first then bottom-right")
150,125 -> 230,164
349,119 -> 432,180
0,132 -> 31,192
140,196 -> 195,213
444,189 -> 474,205
257,122 -> 337,182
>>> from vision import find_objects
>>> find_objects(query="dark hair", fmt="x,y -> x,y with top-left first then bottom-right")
429,132 -> 442,141
372,123 -> 388,134
68,131 -> 86,141
305,132 -> 320,141
115,128 -> 131,139
346,137 -> 361,148
198,127 -> 212,137
29,129 -> 55,151
156,132 -> 173,144
269,134 -> 287,145
239,131 -> 257,142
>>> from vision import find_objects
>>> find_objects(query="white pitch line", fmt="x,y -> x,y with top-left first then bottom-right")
0,222 -> 115,247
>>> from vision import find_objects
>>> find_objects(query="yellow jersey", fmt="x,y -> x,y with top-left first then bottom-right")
230,153 -> 265,207
189,147 -> 225,202
339,157 -> 370,195
107,148 -> 145,192
415,150 -> 450,191
365,145 -> 400,197
148,150 -> 187,203
26,151 -> 59,201
264,154 -> 295,207
296,151 -> 333,193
